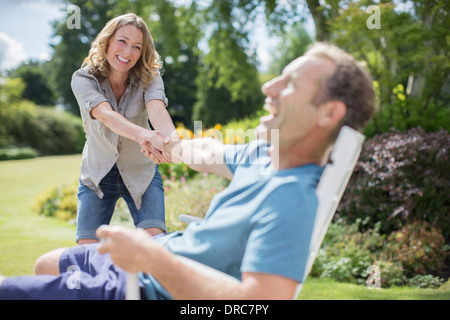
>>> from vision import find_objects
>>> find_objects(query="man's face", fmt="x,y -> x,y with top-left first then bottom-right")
256,56 -> 336,148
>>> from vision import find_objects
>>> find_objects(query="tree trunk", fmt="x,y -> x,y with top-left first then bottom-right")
305,0 -> 331,41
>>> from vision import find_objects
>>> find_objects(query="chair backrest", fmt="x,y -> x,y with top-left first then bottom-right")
293,126 -> 365,298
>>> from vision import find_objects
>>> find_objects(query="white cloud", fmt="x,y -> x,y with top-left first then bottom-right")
0,32 -> 28,71
0,0 -> 65,71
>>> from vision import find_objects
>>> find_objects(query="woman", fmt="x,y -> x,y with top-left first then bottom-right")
71,13 -> 177,245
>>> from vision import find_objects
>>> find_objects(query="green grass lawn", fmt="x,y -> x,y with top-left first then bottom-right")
1,155 -> 449,299
298,278 -> 450,300
0,155 -> 81,276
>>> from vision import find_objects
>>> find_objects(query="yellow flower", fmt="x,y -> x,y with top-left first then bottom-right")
203,128 -> 223,141
234,135 -> 244,144
176,128 -> 194,140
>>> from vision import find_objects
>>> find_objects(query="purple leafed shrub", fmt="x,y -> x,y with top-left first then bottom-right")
337,127 -> 450,242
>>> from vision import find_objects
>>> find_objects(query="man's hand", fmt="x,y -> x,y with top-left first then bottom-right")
138,130 -> 168,164
141,130 -> 180,163
97,226 -> 161,274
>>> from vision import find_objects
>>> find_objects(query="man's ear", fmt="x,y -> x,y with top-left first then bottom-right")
317,101 -> 346,127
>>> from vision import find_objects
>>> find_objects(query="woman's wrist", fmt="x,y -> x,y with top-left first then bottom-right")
136,128 -> 153,145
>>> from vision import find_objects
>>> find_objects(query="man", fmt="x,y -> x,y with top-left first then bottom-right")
0,43 -> 375,300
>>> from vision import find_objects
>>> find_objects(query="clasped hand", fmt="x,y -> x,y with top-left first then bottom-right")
139,130 -> 178,164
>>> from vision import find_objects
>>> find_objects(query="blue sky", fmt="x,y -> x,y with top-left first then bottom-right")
0,0 -> 66,71
0,0 -> 314,73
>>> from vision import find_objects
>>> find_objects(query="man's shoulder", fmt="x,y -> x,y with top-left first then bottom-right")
224,139 -> 270,173
231,139 -> 270,160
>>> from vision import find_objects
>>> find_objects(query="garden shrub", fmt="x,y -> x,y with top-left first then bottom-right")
1,100 -> 85,156
407,274 -> 445,289
331,127 -> 449,286
158,162 -> 197,181
34,180 -> 78,222
383,221 -> 448,276
0,147 -> 38,160
310,219 -> 400,287
337,127 -> 450,242
311,219 -> 448,288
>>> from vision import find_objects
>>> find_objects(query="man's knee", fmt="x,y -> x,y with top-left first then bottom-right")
34,248 -> 66,275
0,276 -> 5,286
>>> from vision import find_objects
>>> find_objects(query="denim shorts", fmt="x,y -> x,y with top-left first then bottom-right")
76,164 -> 166,242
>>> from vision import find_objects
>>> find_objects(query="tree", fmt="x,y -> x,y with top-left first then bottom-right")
9,61 -> 56,106
305,0 -> 344,41
269,23 -> 313,75
329,1 -> 450,135
144,0 -> 202,125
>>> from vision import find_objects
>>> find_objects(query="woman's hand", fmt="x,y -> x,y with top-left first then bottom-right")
138,130 -> 167,163
140,130 -> 179,164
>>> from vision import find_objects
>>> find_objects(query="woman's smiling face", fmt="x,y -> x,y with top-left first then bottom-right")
106,24 -> 144,75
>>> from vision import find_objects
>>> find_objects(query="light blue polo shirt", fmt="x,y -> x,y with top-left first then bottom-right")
141,140 -> 323,299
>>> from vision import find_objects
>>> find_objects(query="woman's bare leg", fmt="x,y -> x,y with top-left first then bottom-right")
144,227 -> 164,237
77,239 -> 99,245
33,248 -> 67,275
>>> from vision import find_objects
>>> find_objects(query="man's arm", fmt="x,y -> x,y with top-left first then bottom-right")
166,137 -> 233,180
142,134 -> 233,180
96,226 -> 298,300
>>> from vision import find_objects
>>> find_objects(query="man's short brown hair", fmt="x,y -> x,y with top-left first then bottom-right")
305,43 -> 376,133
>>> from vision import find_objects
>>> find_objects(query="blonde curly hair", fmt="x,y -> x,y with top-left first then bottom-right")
82,13 -> 162,87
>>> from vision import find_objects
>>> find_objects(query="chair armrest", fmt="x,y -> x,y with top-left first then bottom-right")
179,214 -> 204,224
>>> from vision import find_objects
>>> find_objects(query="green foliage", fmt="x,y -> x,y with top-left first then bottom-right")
192,71 -> 263,127
0,147 -> 38,161
329,1 -> 450,136
158,162 -> 197,181
43,0 -> 449,134
0,76 -> 85,156
315,127 -> 450,288
337,127 -> 450,242
1,100 -> 85,155
34,180 -> 78,222
384,221 -> 448,276
192,28 -> 263,125
310,219 -> 397,287
407,275 -> 445,289
146,1 -> 202,125
311,219 -> 448,288
8,61 -> 56,106
269,23 -> 313,75
0,77 -> 26,104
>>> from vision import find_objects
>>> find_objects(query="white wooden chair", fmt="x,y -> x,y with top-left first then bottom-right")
126,126 -> 365,300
